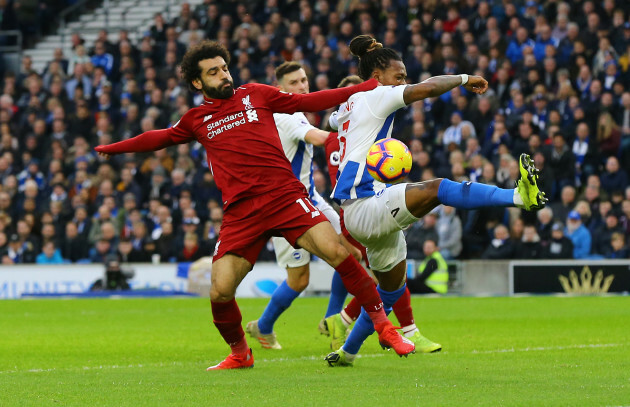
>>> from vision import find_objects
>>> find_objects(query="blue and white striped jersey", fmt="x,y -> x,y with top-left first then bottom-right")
331,85 -> 407,202
273,112 -> 318,201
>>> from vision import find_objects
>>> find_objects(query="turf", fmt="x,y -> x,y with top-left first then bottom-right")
1,296 -> 629,406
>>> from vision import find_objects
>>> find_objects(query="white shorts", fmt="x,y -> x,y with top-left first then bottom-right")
342,183 -> 418,272
273,191 -> 341,269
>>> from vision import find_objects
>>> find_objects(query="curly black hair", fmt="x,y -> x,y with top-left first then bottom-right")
180,40 -> 231,91
349,35 -> 402,81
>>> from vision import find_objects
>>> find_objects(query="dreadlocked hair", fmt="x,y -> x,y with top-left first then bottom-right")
349,35 -> 402,81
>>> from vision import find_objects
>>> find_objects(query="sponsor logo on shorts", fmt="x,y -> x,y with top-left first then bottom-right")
292,251 -> 302,260
376,189 -> 384,197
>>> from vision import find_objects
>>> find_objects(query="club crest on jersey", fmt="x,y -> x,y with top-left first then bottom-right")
242,95 -> 254,110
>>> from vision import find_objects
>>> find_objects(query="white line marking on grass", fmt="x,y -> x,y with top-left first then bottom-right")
469,343 -> 623,354
0,343 -> 624,374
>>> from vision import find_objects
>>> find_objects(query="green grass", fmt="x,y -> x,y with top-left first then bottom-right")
1,296 -> 629,406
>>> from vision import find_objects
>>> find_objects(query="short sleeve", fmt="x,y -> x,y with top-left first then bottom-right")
364,85 -> 407,119
273,113 -> 316,142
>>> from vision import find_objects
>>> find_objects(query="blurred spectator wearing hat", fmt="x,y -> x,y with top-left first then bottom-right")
565,210 -> 592,259
1,233 -> 36,264
542,221 -> 574,259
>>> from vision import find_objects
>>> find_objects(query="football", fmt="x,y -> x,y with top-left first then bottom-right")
365,138 -> 412,183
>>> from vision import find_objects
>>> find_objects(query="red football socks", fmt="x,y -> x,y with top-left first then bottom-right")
343,297 -> 362,321
211,299 -> 248,355
335,255 -> 388,326
392,286 -> 415,327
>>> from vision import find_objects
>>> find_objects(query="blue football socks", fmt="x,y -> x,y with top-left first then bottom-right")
257,280 -> 300,334
342,284 -> 407,354
325,271 -> 348,318
437,179 -> 514,209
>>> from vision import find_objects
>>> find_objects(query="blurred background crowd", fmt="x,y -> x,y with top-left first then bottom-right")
1,0 -> 630,265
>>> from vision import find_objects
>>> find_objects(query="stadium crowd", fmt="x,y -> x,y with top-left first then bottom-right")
1,0 -> 630,265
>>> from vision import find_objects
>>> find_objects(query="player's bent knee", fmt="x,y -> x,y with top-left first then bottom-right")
322,242 -> 350,267
210,284 -> 236,302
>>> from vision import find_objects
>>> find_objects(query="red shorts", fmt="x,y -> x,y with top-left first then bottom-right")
339,209 -> 369,268
213,187 -> 329,265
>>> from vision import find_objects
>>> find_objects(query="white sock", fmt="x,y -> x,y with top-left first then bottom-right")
340,310 -> 353,327
402,324 -> 419,338
342,348 -> 357,362
513,189 -> 523,206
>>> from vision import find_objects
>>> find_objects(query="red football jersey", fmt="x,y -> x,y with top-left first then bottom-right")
166,83 -> 308,208
324,131 -> 341,188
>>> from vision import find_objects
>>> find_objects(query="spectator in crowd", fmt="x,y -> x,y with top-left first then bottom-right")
514,224 -> 543,259
36,241 -> 65,264
60,221 -> 89,262
435,205 -> 462,260
550,185 -> 576,224
1,233 -> 36,264
405,211 -> 439,260
542,221 -> 574,259
565,210 -> 592,259
606,232 -> 629,259
536,207 -> 554,244
407,239 -> 449,295
600,156 -> 628,197
593,211 -> 625,256
481,224 -> 514,259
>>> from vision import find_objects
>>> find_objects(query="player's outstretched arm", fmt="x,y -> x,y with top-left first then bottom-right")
95,128 -> 183,158
402,74 -> 488,105
295,78 -> 378,112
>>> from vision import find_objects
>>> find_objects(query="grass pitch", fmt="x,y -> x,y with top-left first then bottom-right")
1,296 -> 629,406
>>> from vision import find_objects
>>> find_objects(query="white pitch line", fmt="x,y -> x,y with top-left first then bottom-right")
469,343 -> 623,354
0,343 -> 624,375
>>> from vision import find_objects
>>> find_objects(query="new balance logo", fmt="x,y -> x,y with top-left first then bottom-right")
203,114 -> 213,123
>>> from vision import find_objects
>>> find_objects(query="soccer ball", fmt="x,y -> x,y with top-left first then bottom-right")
366,138 -> 412,183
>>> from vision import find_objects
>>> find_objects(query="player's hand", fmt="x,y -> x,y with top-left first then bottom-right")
95,146 -> 112,160
463,75 -> 488,95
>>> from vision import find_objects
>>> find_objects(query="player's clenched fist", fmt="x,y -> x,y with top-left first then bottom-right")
463,75 -> 488,94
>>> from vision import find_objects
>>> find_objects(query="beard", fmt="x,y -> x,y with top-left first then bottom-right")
202,79 -> 234,99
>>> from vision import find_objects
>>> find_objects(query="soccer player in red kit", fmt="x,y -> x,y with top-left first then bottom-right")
94,41 -> 415,370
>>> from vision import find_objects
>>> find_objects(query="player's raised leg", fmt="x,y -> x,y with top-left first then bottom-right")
207,254 -> 255,370
404,153 -> 547,220
296,221 -> 414,356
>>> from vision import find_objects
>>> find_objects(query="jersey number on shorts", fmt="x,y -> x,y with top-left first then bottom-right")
296,198 -> 321,218
391,208 -> 400,218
